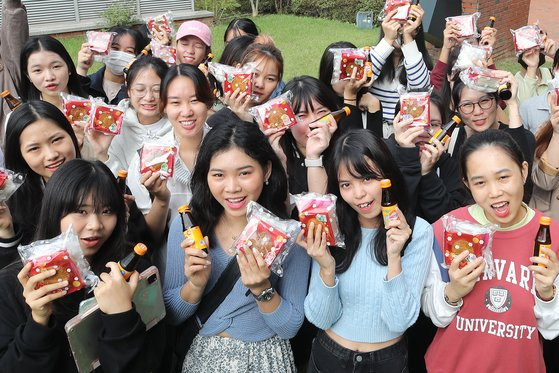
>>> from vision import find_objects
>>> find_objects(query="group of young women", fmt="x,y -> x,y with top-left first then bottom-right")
0,1 -> 558,372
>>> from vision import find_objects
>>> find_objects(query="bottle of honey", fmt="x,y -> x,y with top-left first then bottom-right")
178,205 -> 208,252
311,107 -> 351,128
381,179 -> 399,227
118,243 -> 148,280
485,16 -> 496,30
429,115 -> 462,145
534,216 -> 552,267
1,90 -> 22,111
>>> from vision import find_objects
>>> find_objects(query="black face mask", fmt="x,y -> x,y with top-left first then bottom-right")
518,51 -> 546,70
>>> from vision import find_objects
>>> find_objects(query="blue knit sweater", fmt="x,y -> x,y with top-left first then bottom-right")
162,215 -> 311,341
304,217 -> 433,343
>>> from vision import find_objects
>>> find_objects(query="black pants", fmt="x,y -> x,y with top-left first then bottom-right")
308,330 -> 408,373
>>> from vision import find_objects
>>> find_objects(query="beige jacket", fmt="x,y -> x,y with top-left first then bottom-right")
530,157 -> 559,220
0,0 -> 29,145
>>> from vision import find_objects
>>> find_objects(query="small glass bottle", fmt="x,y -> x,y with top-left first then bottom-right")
1,90 -> 22,111
311,107 -> 351,128
534,216 -> 552,267
429,115 -> 462,145
381,179 -> 399,227
117,170 -> 128,194
118,243 -> 148,280
178,205 -> 208,252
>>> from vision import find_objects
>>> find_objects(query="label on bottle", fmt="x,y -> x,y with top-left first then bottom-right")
537,244 -> 551,267
382,204 -> 399,226
314,114 -> 336,128
184,226 -> 208,250
118,262 -> 132,280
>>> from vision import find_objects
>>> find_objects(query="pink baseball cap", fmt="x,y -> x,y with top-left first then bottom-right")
176,20 -> 212,46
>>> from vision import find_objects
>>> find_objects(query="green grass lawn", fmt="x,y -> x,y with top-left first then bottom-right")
56,14 -> 548,81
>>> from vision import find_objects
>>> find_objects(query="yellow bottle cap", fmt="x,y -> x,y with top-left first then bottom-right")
208,52 -> 214,59
489,16 -> 497,22
1,90 -> 10,98
380,179 -> 392,188
133,243 -> 148,256
540,216 -> 552,225
452,115 -> 462,124
117,170 -> 128,178
342,106 -> 351,116
178,204 -> 191,214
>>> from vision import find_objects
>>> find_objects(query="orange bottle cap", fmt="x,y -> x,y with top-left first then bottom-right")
1,90 -> 10,98
380,179 -> 392,188
178,204 -> 191,214
489,16 -> 497,22
133,243 -> 148,256
452,115 -> 462,124
117,170 -> 128,178
342,106 -> 351,116
540,216 -> 552,225
208,52 -> 215,59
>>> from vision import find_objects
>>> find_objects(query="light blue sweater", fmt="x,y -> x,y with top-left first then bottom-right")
304,217 -> 433,343
162,214 -> 311,341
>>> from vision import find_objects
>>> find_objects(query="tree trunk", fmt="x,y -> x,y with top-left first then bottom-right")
250,0 -> 259,16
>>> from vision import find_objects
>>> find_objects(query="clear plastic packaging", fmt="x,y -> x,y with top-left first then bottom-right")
400,90 -> 431,127
445,13 -> 481,39
208,62 -> 257,101
88,102 -> 124,135
379,0 -> 411,22
61,93 -> 93,126
249,91 -> 298,131
18,226 -> 98,295
452,41 -> 492,73
511,25 -> 544,56
86,31 -> 115,61
139,143 -> 177,178
330,48 -> 372,84
230,201 -> 301,276
549,73 -> 559,106
0,168 -> 24,202
150,41 -> 177,65
441,215 -> 496,277
294,193 -> 345,248
145,12 -> 175,42
459,66 -> 503,93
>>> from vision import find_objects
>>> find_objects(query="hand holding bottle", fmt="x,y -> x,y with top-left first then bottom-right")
94,262 -> 138,314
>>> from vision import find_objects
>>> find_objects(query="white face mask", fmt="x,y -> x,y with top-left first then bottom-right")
104,50 -> 134,76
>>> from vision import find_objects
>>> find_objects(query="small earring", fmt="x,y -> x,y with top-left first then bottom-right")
265,179 -> 269,186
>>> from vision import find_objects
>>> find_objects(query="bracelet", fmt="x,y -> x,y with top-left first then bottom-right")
304,156 -> 323,168
344,98 -> 357,102
537,284 -> 557,302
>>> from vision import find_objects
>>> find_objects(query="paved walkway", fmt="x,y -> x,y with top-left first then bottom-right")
528,0 -> 559,43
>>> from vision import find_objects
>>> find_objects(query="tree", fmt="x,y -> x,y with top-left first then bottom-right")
249,0 -> 260,16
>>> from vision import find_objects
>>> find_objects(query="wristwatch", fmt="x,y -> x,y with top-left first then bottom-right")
253,287 -> 275,302
304,156 -> 323,168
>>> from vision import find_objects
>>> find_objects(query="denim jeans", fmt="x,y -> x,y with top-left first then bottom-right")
307,330 -> 409,373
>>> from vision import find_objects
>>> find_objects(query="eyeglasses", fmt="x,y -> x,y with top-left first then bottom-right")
458,96 -> 496,115
130,86 -> 161,98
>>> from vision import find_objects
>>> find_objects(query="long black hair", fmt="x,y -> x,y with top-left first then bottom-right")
5,101 -> 81,244
109,25 -> 144,55
377,26 -> 433,86
189,115 -> 288,235
326,129 -> 414,272
35,159 -> 127,274
224,18 -> 259,42
219,34 -> 256,66
19,35 -> 85,101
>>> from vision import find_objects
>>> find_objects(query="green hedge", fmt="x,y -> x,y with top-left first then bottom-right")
289,0 -> 385,24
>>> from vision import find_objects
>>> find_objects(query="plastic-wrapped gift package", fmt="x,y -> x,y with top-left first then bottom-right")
452,41 -> 492,73
139,143 -> 177,178
400,91 -> 431,127
459,66 -> 503,93
150,41 -> 177,65
441,214 -> 496,276
146,12 -> 175,39
380,0 -> 411,22
208,62 -> 256,100
249,91 -> 298,131
445,13 -> 481,39
230,201 -> 301,276
330,48 -> 372,83
511,25 -> 544,56
0,168 -> 24,203
294,193 -> 345,248
550,75 -> 559,106
88,103 -> 124,135
61,93 -> 93,125
18,227 -> 98,296
86,31 -> 115,56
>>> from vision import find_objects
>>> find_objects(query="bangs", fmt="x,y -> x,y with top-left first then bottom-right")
63,169 -> 120,215
339,151 -> 383,181
291,85 -> 318,114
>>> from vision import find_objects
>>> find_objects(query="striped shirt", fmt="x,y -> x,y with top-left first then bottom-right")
369,38 -> 431,126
